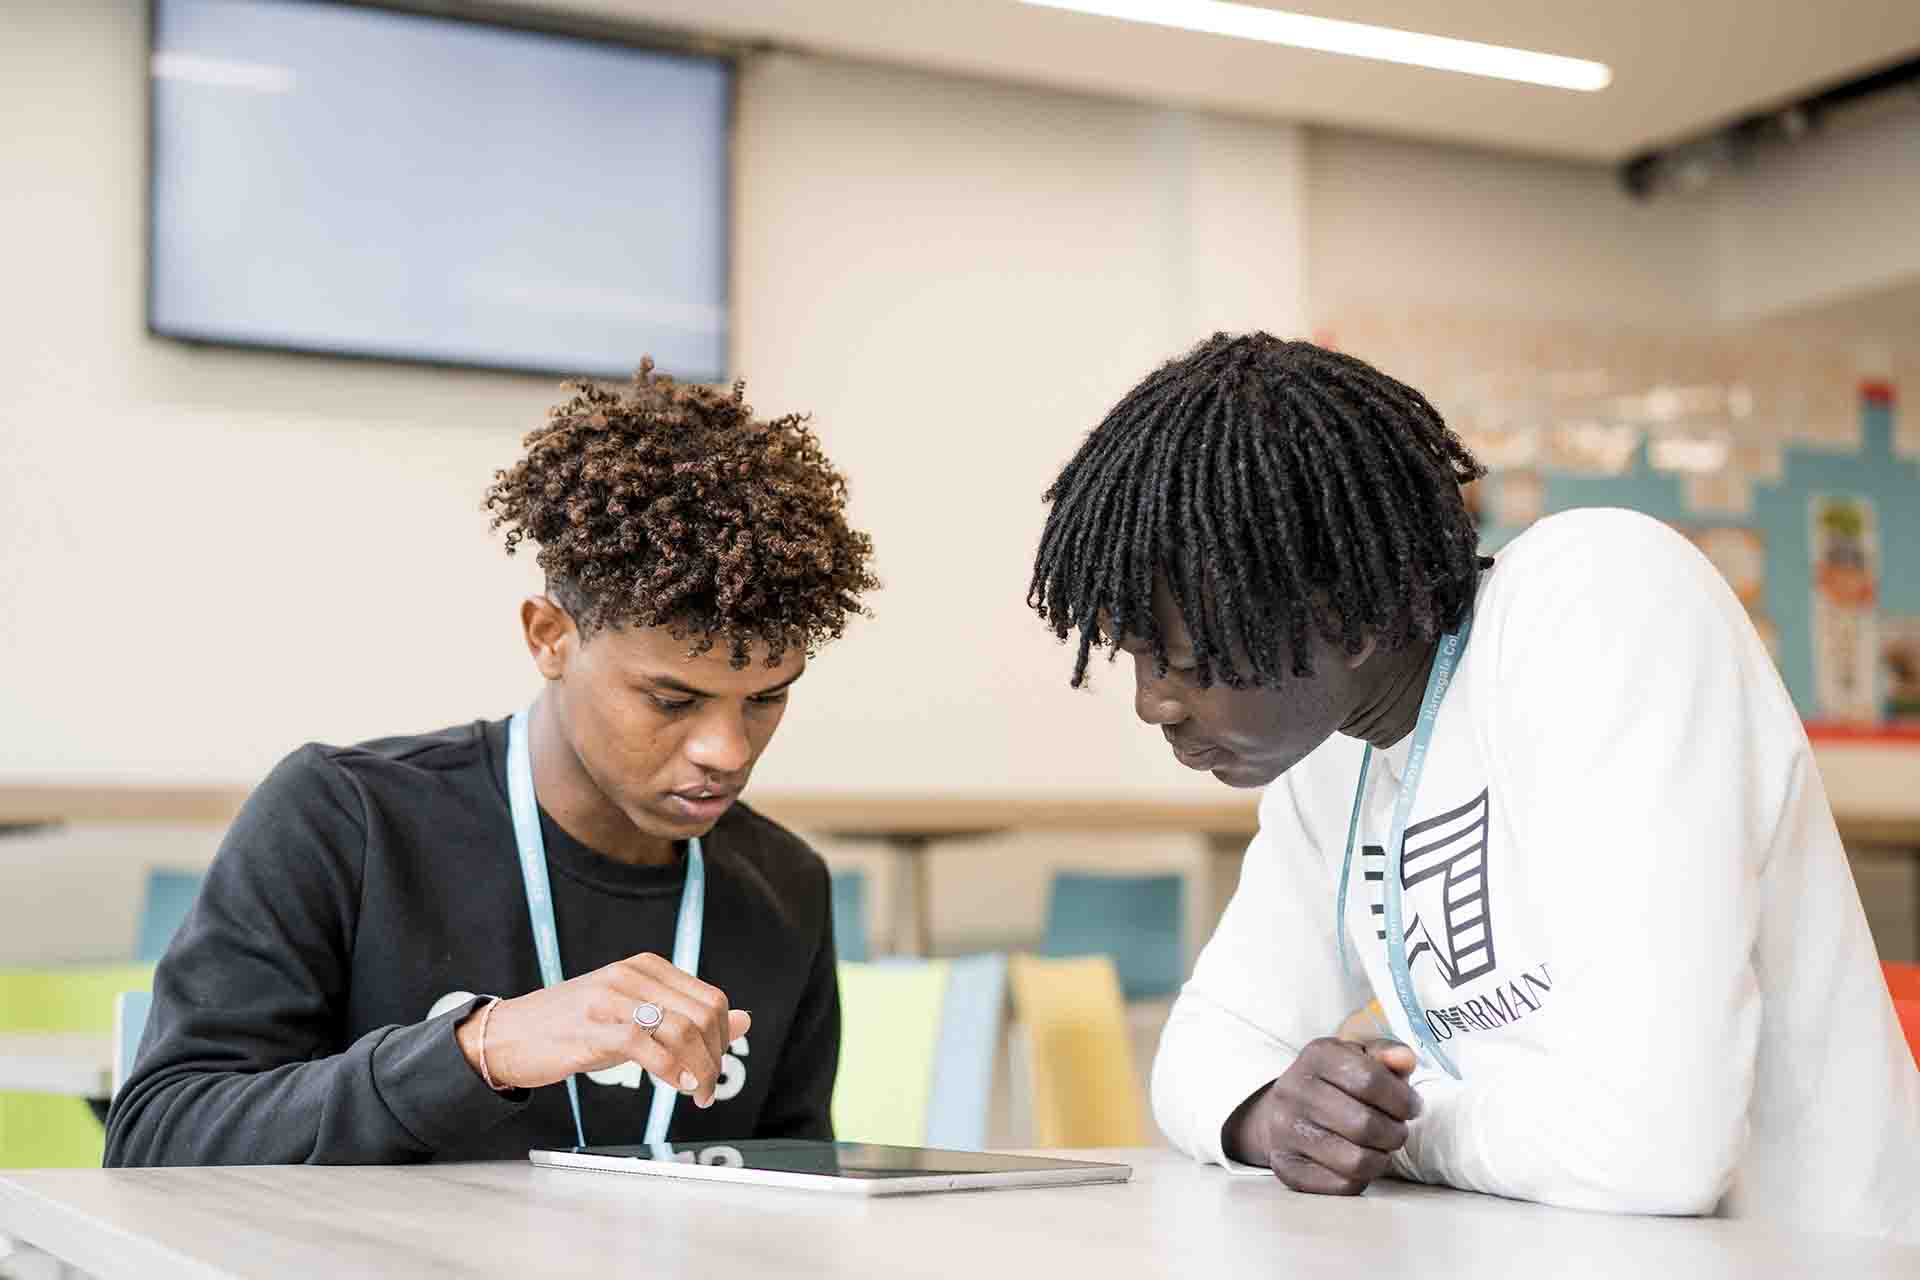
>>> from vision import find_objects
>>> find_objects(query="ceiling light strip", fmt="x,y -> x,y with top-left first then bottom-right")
1021,0 -> 1612,92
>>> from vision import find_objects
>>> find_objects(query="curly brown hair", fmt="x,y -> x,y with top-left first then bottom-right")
485,358 -> 878,667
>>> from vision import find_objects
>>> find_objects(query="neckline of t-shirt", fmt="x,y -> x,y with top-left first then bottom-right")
1375,729 -> 1416,782
538,805 -> 691,898
480,714 -> 696,898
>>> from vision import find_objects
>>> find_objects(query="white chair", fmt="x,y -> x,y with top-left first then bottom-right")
111,990 -> 152,1100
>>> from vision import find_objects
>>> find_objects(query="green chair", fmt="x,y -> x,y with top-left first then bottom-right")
0,965 -> 153,1168
832,954 -> 1007,1149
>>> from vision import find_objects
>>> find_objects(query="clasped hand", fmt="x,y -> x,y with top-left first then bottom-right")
1224,1018 -> 1421,1195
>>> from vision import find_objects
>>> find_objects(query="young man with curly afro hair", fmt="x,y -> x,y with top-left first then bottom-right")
1030,333 -> 1918,1240
108,360 -> 879,1166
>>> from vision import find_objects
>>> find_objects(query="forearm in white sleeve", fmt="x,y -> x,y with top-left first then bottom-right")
1396,518 -> 1774,1215
1152,776 -> 1370,1166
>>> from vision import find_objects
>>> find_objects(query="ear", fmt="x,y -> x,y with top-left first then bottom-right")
521,596 -> 578,681
1344,633 -> 1379,671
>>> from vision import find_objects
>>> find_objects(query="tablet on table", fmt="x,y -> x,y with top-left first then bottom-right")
529,1138 -> 1132,1197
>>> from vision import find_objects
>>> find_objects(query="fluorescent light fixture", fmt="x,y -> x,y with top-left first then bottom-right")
1021,0 -> 1612,92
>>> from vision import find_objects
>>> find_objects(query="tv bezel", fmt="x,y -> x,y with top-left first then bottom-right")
144,0 -> 739,384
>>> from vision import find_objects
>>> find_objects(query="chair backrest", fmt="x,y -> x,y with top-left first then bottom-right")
1042,872 -> 1185,1000
832,954 -> 1008,1149
0,966 -> 152,1169
0,965 -> 155,1034
135,869 -> 205,965
113,991 -> 153,1099
830,870 -> 871,964
924,953 -> 1006,1151
833,959 -> 949,1145
1008,953 -> 1145,1148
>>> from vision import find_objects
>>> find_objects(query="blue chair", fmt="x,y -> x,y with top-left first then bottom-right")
830,869 -> 871,963
112,991 -> 153,1099
134,870 -> 203,965
924,953 -> 1007,1150
1041,872 -> 1185,1000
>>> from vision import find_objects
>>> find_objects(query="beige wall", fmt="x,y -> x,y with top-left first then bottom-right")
3,3 -> 1910,809
1305,128 -> 1714,329
730,53 -> 1306,795
1,1 -> 549,784
1,12 -> 1308,798
1710,98 -> 1920,327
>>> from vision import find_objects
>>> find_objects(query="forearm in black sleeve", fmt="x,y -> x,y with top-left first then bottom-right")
104,748 -> 526,1166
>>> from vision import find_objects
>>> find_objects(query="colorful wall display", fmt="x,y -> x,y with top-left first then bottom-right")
1883,617 -> 1920,723
1476,401 -> 1918,723
1810,496 -> 1881,722
1319,306 -> 1918,724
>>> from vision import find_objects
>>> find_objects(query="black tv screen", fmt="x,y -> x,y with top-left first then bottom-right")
149,0 -> 731,380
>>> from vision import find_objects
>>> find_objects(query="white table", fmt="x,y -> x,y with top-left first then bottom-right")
1,1148 -> 1914,1278
0,1034 -> 112,1099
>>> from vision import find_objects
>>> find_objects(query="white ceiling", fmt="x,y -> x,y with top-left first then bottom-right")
527,0 -> 1920,161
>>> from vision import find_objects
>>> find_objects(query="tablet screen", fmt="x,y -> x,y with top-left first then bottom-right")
569,1139 -> 1120,1180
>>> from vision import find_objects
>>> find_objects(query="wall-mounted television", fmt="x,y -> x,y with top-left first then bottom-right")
149,0 -> 731,381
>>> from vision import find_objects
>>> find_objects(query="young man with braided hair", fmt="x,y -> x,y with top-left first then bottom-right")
1030,333 -> 1918,1240
108,361 -> 877,1165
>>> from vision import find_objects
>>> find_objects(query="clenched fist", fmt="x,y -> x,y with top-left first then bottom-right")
1223,1037 -> 1421,1195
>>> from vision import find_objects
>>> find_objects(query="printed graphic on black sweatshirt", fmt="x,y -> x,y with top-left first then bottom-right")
1363,789 -> 1495,990
426,990 -> 749,1100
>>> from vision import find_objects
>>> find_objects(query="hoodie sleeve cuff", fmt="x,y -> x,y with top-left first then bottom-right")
1197,1055 -> 1295,1170
372,995 -> 529,1154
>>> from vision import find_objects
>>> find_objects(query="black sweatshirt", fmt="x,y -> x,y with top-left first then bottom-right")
104,717 -> 839,1166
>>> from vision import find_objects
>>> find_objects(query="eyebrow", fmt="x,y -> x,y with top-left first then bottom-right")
644,669 -> 805,700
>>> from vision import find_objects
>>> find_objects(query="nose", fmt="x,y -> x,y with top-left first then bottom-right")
1132,657 -> 1187,729
684,704 -> 753,777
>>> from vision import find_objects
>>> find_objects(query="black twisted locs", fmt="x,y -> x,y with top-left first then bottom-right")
1028,333 -> 1490,689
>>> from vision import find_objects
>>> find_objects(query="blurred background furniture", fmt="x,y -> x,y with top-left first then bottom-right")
831,954 -> 1007,1149
0,967 -> 149,1169
1007,954 -> 1146,1148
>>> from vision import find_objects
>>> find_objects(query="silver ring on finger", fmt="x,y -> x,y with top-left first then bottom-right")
632,1001 -> 665,1034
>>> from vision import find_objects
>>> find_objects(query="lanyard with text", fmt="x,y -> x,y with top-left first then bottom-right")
508,706 -> 706,1148
1333,608 -> 1473,1081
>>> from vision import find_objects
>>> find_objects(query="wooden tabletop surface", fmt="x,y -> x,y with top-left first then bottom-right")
1,1147 -> 1915,1278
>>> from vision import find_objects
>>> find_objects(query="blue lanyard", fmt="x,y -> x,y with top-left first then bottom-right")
507,706 -> 706,1148
1334,610 -> 1473,1080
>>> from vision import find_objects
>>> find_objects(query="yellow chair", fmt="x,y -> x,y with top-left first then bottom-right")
1008,954 -> 1145,1148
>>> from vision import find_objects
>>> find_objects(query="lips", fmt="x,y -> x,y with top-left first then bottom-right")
666,785 -> 739,823
1169,740 -> 1229,770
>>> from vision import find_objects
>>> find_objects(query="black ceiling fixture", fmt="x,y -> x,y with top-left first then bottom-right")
1620,52 -> 1920,199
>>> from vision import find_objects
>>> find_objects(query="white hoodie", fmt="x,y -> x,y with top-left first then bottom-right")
1152,508 -> 1920,1241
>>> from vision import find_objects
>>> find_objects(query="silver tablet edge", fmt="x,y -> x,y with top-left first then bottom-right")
527,1148 -> 1133,1197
